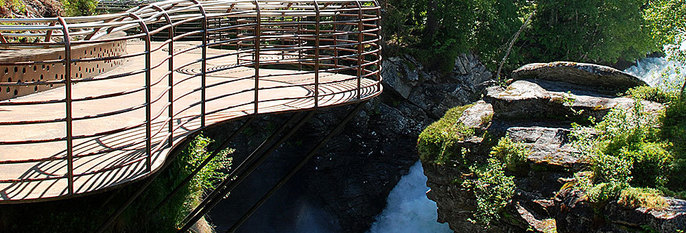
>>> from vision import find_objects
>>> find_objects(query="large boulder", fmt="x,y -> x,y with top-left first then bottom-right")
485,79 -> 662,121
512,62 -> 647,93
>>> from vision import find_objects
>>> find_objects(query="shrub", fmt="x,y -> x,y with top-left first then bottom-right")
463,158 -> 516,227
661,99 -> 686,191
587,181 -> 628,204
625,86 -> 679,104
590,153 -> 633,184
617,187 -> 668,209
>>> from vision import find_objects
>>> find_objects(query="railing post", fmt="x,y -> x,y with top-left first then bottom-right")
129,13 -> 152,172
201,5 -> 207,128
57,17 -> 74,196
355,0 -> 364,100
254,0 -> 261,114
151,5 -> 174,149
314,0 -> 320,108
297,15 -> 302,71
333,13 -> 338,73
190,0 -> 208,128
374,1 -> 382,90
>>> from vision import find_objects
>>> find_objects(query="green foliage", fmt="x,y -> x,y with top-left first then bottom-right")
383,0 -> 528,71
463,158 -> 516,227
645,0 -> 686,46
568,94 -> 686,209
528,0 -> 657,64
660,99 -> 686,191
417,104 -> 475,165
0,0 -> 26,14
384,0 -> 666,71
576,101 -> 673,188
490,136 -> 529,173
625,86 -> 679,103
590,153 -> 633,184
61,0 -> 98,16
617,187 -> 668,209
586,181 -> 628,204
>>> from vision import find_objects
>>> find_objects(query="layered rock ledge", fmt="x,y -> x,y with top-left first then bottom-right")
420,62 -> 686,233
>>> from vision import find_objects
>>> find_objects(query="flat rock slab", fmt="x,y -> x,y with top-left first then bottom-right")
506,126 -> 585,170
485,79 -> 663,121
512,62 -> 647,93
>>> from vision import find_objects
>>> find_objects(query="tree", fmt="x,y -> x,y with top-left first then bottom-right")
528,0 -> 657,64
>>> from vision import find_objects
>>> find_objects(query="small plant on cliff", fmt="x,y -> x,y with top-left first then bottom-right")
463,158 -> 516,227
461,136 -> 528,227
626,86 -> 679,104
490,135 -> 529,173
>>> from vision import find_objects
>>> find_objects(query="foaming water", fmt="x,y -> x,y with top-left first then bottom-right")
367,161 -> 452,233
624,57 -> 684,89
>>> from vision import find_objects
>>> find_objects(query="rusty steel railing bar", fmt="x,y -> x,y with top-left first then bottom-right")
226,102 -> 365,233
253,0 -> 261,114
186,0 -> 208,128
127,12 -> 154,173
148,117 -> 255,214
296,12 -> 303,71
355,0 -> 363,100
56,16 -> 75,196
178,111 -> 316,233
150,4 -> 176,151
314,0 -> 320,108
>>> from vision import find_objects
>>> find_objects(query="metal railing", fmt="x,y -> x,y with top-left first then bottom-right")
0,0 -> 382,203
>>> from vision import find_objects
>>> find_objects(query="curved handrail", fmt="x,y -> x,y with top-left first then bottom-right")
0,0 -> 382,203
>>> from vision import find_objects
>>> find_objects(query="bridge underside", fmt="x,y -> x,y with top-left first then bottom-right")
0,41 -> 380,202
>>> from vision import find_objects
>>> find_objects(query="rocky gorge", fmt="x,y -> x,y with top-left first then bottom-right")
419,62 -> 686,233
205,53 -> 495,232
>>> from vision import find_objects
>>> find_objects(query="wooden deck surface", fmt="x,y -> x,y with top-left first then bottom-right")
0,40 -> 381,203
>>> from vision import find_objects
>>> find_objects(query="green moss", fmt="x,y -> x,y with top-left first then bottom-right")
490,136 -> 529,173
617,187 -> 668,210
417,104 -> 475,165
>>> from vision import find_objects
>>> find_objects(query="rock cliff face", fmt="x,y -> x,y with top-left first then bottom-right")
302,54 -> 493,232
420,62 -> 686,233
208,53 -> 494,233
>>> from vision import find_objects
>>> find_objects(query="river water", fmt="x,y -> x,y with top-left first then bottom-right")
366,161 -> 452,233
624,57 -> 683,89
